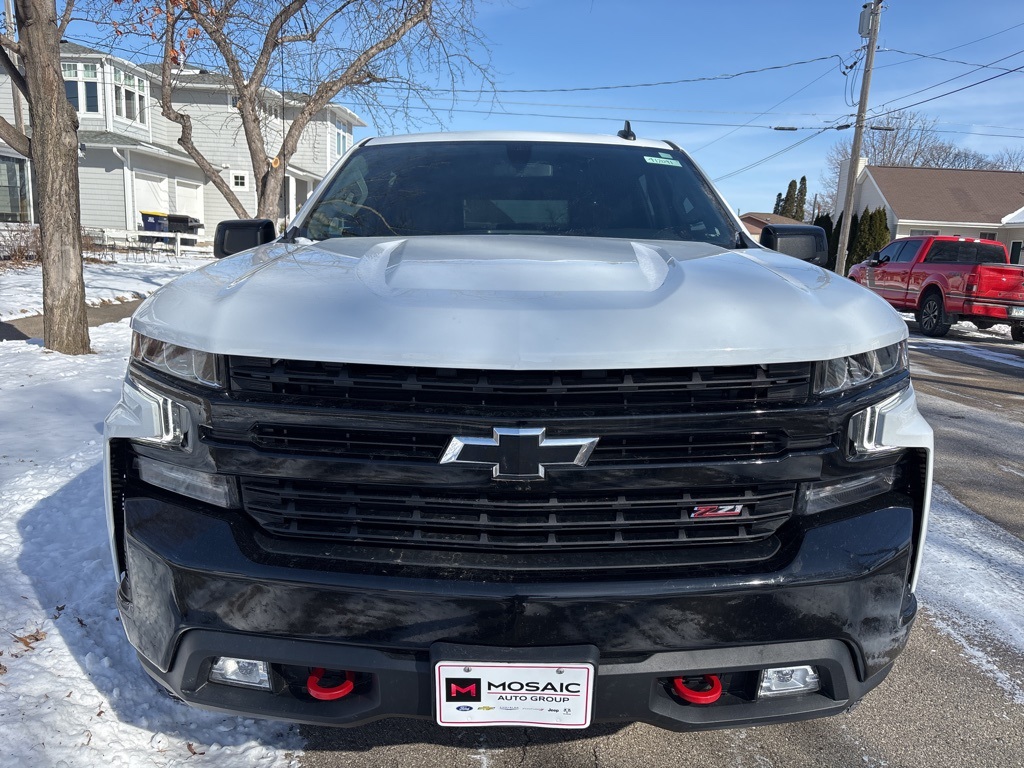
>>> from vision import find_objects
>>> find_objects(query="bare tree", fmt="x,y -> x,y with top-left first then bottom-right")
992,146 -> 1024,172
100,0 -> 489,220
818,110 -> 1001,214
0,0 -> 90,354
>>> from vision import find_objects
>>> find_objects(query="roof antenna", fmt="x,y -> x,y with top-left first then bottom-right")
617,120 -> 636,141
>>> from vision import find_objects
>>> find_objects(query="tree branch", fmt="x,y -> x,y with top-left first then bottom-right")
275,1 -> 358,49
0,34 -> 20,55
57,0 -> 76,37
160,1 -> 249,217
0,113 -> 29,156
286,0 -> 433,144
0,45 -> 28,99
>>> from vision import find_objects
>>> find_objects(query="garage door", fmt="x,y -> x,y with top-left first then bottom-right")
135,171 -> 169,214
175,179 -> 204,221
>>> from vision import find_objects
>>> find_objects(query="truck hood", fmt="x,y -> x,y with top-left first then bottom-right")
132,235 -> 908,369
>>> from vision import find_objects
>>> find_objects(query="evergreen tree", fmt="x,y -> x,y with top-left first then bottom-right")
828,212 -> 843,266
849,207 -> 877,268
813,212 -> 834,246
773,193 -> 783,215
795,176 -> 808,221
867,207 -> 891,255
844,211 -> 861,275
780,180 -> 798,219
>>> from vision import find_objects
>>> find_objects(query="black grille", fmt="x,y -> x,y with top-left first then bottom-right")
227,423 -> 794,464
240,478 -> 796,551
227,357 -> 812,413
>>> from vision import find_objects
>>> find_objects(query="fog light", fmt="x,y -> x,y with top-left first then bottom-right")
137,456 -> 241,508
209,657 -> 271,690
802,467 -> 896,514
758,665 -> 820,698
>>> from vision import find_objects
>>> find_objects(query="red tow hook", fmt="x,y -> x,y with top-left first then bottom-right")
672,674 -> 723,705
307,668 -> 357,701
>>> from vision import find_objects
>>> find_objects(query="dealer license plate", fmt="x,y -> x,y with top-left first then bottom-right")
1009,306 -> 1024,318
435,660 -> 594,728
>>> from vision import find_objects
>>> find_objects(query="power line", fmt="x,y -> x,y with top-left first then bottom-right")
870,47 -> 1024,114
65,33 -> 850,96
369,103 -> 835,131
442,54 -> 851,94
691,62 -> 839,154
876,19 -> 1024,67
880,47 -> 1021,73
869,60 -> 1024,121
485,100 -> 851,119
713,128 -> 833,183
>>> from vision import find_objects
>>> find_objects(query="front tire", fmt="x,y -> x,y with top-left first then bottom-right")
918,294 -> 951,337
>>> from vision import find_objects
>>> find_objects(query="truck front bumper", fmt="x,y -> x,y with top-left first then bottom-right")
119,496 -> 918,731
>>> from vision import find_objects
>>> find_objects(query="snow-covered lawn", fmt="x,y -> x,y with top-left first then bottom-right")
1,260 -> 1022,764
1,261 -> 301,766
0,254 -> 212,321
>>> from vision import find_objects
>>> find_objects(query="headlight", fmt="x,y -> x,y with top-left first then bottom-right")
813,340 -> 908,396
132,333 -> 222,388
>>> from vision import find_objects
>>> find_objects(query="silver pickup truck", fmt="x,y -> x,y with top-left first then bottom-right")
105,130 -> 933,732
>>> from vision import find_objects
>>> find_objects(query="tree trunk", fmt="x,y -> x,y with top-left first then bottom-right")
257,163 -> 284,221
15,0 -> 90,354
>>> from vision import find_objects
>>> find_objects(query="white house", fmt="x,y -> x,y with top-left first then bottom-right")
0,41 -> 365,237
838,160 -> 1024,264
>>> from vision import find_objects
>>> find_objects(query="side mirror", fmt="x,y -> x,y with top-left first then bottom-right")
867,251 -> 883,267
759,224 -> 828,267
214,218 -> 277,259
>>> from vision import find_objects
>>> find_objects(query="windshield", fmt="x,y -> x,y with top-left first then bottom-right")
300,140 -> 738,246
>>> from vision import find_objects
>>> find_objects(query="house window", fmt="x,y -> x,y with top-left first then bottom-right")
62,61 -> 101,115
232,172 -> 249,191
909,229 -> 939,236
0,155 -> 30,223
979,231 -> 996,241
334,118 -> 348,156
113,67 -> 146,124
230,95 -> 239,109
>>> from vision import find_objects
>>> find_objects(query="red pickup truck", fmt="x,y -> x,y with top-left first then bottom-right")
848,236 -> 1024,342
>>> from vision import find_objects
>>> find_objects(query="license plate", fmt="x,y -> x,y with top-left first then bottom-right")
1009,307 -> 1024,318
435,660 -> 594,728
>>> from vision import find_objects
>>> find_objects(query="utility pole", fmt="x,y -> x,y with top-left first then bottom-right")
834,0 -> 882,277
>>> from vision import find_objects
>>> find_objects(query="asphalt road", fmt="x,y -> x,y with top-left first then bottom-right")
298,320 -> 1024,768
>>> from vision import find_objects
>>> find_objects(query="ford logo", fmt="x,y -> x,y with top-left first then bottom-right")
456,705 -> 473,711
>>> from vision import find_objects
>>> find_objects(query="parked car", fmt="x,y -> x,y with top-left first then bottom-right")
848,236 -> 1024,341
105,130 -> 933,732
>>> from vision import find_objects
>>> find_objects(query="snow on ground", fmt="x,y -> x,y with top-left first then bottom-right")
0,253 -> 213,321
0,262 -> 1022,765
919,486 -> 1024,704
899,313 -> 1024,371
0,321 -> 301,767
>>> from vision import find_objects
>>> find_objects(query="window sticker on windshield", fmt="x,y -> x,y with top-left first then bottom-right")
644,156 -> 682,167
659,152 -> 673,159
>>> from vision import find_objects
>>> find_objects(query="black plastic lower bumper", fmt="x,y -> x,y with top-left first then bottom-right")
119,496 -> 918,730
139,631 -> 899,730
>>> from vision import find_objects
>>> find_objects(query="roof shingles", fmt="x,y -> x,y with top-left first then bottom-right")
866,165 -> 1024,224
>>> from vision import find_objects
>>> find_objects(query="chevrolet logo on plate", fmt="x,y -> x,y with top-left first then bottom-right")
440,428 -> 599,480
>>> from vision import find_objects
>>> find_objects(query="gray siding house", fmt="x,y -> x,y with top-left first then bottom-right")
838,160 -> 1024,264
0,42 -> 364,237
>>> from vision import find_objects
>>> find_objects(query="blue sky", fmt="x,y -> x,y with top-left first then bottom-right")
380,0 -> 1024,216
68,0 -> 1024,217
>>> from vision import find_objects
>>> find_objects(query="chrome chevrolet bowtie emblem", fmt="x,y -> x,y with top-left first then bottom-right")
440,428 -> 599,480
